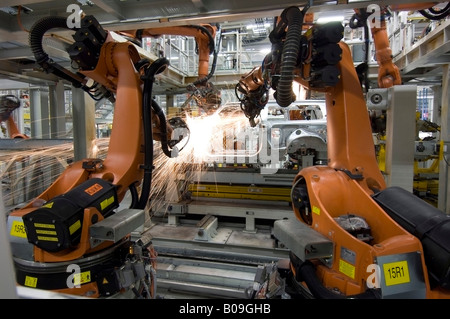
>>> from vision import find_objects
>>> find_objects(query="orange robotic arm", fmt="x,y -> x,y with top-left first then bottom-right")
9,15 -> 186,266
351,7 -> 401,88
370,15 -> 402,88
0,95 -> 29,139
352,2 -> 449,88
120,24 -> 216,81
238,5 -> 450,299
5,117 -> 29,139
6,14 -> 191,298
119,24 -> 221,113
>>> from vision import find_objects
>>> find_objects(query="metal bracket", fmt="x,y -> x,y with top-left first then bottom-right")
166,203 -> 187,226
90,208 -> 145,248
194,214 -> 218,241
273,218 -> 333,261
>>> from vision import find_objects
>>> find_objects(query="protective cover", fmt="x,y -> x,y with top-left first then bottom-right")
372,186 -> 450,289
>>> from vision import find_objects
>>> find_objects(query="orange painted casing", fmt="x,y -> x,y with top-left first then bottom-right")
292,42 -> 450,298
9,36 -> 145,263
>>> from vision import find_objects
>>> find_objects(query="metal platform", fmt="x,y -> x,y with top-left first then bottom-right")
140,205 -> 292,299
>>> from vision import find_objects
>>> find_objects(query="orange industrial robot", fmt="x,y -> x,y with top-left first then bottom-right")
119,23 -> 222,114
0,95 -> 29,139
237,5 -> 450,299
7,13 -> 197,298
349,2 -> 449,90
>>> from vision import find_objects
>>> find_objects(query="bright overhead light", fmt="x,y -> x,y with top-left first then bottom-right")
246,23 -> 271,30
316,15 -> 345,23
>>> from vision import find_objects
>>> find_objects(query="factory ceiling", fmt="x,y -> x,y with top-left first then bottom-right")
0,0 -> 448,89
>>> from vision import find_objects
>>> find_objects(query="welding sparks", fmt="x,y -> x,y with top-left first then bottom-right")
0,103 -> 263,217
182,103 -> 253,162
148,102 -> 255,214
0,142 -> 74,211
0,138 -> 109,212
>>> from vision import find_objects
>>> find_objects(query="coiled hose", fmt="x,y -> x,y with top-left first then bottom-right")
276,6 -> 303,107
29,16 -> 68,65
29,16 -> 84,87
419,3 -> 450,20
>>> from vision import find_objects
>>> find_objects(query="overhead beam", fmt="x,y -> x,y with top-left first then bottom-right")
0,46 -> 32,60
0,60 -> 59,85
395,20 -> 450,75
99,0 -> 447,31
191,0 -> 207,13
0,29 -> 28,44
91,0 -> 126,20
0,0 -> 54,6
400,67 -> 444,81
0,47 -> 69,62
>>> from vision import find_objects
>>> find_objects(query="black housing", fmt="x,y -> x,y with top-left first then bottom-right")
23,178 -> 118,252
373,186 -> 450,289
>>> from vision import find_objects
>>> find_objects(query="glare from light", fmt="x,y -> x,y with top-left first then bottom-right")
316,15 -> 345,24
246,23 -> 271,30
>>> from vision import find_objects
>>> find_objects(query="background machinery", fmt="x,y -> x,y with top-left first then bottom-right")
349,3 -> 448,204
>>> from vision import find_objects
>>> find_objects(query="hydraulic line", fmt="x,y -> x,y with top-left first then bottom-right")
29,16 -> 85,88
152,99 -> 173,158
136,58 -> 169,209
189,24 -> 219,86
419,2 -> 450,20
276,6 -> 305,107
128,182 -> 140,209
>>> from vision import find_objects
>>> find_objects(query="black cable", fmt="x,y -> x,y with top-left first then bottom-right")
128,182 -> 139,209
349,9 -> 371,91
419,3 -> 450,20
29,16 -> 85,88
192,25 -> 221,86
137,57 -> 184,208
136,59 -> 169,209
185,25 -> 216,55
151,99 -> 173,158
29,15 -> 114,102
276,6 -> 305,107
429,3 -> 450,15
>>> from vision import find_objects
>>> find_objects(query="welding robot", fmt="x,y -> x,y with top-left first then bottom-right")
350,3 -> 445,202
236,5 -> 450,298
5,12 -> 214,298
118,24 -> 222,114
0,94 -> 29,139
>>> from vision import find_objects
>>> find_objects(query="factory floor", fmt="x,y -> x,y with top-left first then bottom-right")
142,213 -> 290,299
